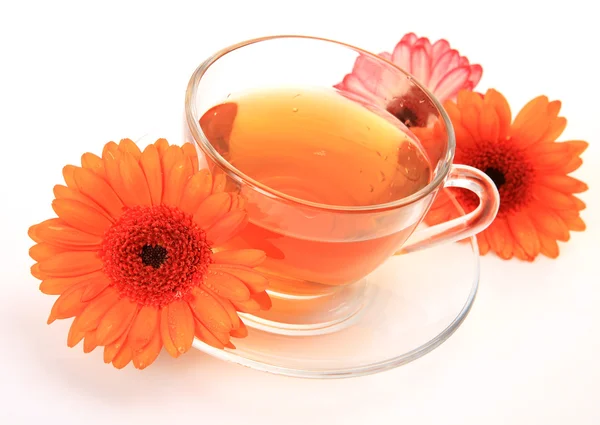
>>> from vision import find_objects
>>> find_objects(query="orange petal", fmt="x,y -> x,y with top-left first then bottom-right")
546,100 -> 561,118
162,146 -> 187,206
205,269 -> 251,301
537,175 -> 588,194
457,90 -> 483,111
460,104 -> 482,141
212,172 -> 227,193
183,153 -> 195,181
205,210 -> 247,245
485,89 -> 511,140
251,291 -> 272,310
555,157 -> 584,174
444,103 -> 476,149
531,144 -> 578,169
194,320 -> 226,349
230,320 -> 248,338
103,149 -> 128,205
572,196 -> 586,211
478,104 -> 499,143
188,288 -> 232,333
28,219 -> 53,243
29,243 -> 68,262
564,140 -> 588,156
31,263 -> 43,280
38,251 -> 103,278
212,249 -> 266,267
179,169 -> 212,215
510,96 -> 550,147
540,117 -> 567,143
159,306 -> 180,358
531,208 -> 570,241
512,242 -> 534,262
529,139 -> 587,158
76,288 -> 120,332
47,284 -> 88,324
193,192 -> 232,229
53,185 -> 111,220
154,138 -> 169,156
83,330 -> 98,353
104,326 -> 131,364
212,265 -> 269,293
119,152 -> 152,207
62,165 -> 78,188
486,219 -> 514,260
118,138 -> 142,160
477,231 -> 490,255
67,316 -> 87,348
231,297 -> 261,314
80,274 -> 112,302
128,305 -> 160,350
506,213 -> 540,259
33,218 -> 103,249
556,210 -> 586,232
167,300 -> 195,355
102,141 -> 119,157
52,199 -> 113,236
202,287 -> 241,329
73,167 -> 124,219
182,142 -> 199,172
230,193 -> 247,211
96,298 -> 139,346
132,328 -> 162,370
538,232 -> 559,258
512,96 -> 547,130
140,144 -> 163,206
81,152 -> 107,180
532,186 -> 579,210
111,341 -> 133,370
39,271 -> 103,295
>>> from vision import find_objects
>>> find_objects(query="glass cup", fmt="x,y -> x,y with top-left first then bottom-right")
184,36 -> 499,334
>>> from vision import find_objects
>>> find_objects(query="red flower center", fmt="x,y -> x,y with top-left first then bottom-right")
455,140 -> 534,216
100,205 -> 213,307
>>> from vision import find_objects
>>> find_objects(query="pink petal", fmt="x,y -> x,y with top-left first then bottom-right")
468,64 -> 483,86
400,32 -> 418,45
410,45 -> 432,86
379,51 -> 392,61
413,37 -> 433,56
353,54 -> 399,100
392,41 -> 414,72
431,39 -> 451,64
458,56 -> 470,67
433,66 -> 472,102
428,49 -> 461,89
334,74 -> 385,106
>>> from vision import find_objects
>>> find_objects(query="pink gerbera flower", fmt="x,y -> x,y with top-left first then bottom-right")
335,33 -> 483,127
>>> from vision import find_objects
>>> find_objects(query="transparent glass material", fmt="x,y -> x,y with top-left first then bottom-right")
184,36 -> 498,335
191,189 -> 480,378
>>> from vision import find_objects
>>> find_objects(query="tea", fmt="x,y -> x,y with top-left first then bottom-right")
200,87 -> 432,288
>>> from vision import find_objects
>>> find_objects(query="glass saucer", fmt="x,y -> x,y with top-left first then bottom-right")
192,199 -> 479,379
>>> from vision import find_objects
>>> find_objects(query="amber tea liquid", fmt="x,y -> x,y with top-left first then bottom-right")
200,87 -> 432,290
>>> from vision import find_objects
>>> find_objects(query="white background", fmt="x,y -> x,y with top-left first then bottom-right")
1,0 -> 599,424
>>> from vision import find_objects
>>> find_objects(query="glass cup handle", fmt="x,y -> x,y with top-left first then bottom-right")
396,164 -> 500,255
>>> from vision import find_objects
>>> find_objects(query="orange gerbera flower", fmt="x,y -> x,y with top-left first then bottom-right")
28,138 -> 271,369
420,89 -> 588,261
